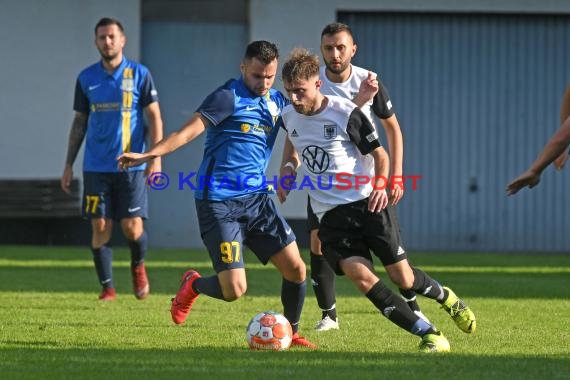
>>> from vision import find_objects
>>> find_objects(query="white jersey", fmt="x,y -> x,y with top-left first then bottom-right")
319,64 -> 394,128
282,95 -> 382,218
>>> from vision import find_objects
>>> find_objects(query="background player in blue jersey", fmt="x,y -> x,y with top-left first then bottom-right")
117,41 -> 316,349
61,18 -> 164,301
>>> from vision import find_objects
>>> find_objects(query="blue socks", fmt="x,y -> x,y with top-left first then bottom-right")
91,244 -> 113,288
128,230 -> 148,267
193,276 -> 224,300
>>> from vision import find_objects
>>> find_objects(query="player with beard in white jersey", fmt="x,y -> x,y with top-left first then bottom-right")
304,22 -> 423,332
277,48 -> 476,352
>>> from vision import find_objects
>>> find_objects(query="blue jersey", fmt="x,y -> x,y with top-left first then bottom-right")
74,58 -> 159,172
195,78 -> 289,200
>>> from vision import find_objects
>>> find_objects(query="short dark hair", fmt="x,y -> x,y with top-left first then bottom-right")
321,22 -> 354,41
282,48 -> 320,84
95,17 -> 125,35
244,41 -> 279,65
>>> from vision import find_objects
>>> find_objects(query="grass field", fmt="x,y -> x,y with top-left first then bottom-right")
0,246 -> 569,379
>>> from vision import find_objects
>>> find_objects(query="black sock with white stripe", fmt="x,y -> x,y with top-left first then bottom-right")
282,278 -> 306,334
399,288 -> 421,312
410,267 -> 445,301
310,252 -> 337,321
366,281 -> 435,336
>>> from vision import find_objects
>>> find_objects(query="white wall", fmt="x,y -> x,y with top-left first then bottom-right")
248,0 -> 570,219
249,0 -> 570,77
3,0 -> 570,247
0,0 -> 140,179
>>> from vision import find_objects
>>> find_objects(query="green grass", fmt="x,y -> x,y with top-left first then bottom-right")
0,246 -> 569,379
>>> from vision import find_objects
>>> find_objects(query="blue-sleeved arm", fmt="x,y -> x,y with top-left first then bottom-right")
196,86 -> 235,126
139,70 -> 159,108
73,78 -> 89,114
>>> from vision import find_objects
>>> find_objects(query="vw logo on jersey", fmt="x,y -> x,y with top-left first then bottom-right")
302,145 -> 329,174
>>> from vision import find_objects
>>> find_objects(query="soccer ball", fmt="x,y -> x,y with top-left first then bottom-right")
246,311 -> 293,351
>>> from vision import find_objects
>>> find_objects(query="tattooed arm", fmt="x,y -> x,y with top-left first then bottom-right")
61,112 -> 88,194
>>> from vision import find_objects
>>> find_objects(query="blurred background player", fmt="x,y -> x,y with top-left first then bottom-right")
117,41 -> 316,349
507,100 -> 570,193
308,22 -> 425,331
61,17 -> 163,301
553,84 -> 570,170
508,84 -> 570,194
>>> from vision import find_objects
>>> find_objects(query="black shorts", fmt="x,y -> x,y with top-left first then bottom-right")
318,199 -> 407,275
306,196 -> 319,232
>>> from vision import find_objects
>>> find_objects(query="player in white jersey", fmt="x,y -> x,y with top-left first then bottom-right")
305,22 -> 417,331
278,48 -> 476,352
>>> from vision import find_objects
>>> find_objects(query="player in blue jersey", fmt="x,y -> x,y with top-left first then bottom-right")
118,40 -> 316,349
61,18 -> 164,301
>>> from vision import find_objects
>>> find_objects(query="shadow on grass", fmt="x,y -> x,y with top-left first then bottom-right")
0,346 -> 568,380
1,247 -> 569,299
0,265 -> 568,300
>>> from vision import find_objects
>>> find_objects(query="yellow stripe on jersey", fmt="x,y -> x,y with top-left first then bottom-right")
121,111 -> 131,153
121,68 -> 134,153
122,91 -> 132,108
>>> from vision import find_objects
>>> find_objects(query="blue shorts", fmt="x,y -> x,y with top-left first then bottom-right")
195,193 -> 296,273
82,171 -> 148,221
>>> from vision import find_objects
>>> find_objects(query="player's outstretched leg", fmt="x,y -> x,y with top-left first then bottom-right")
366,280 -> 450,353
406,266 -> 476,333
441,286 -> 476,333
170,270 -> 201,324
